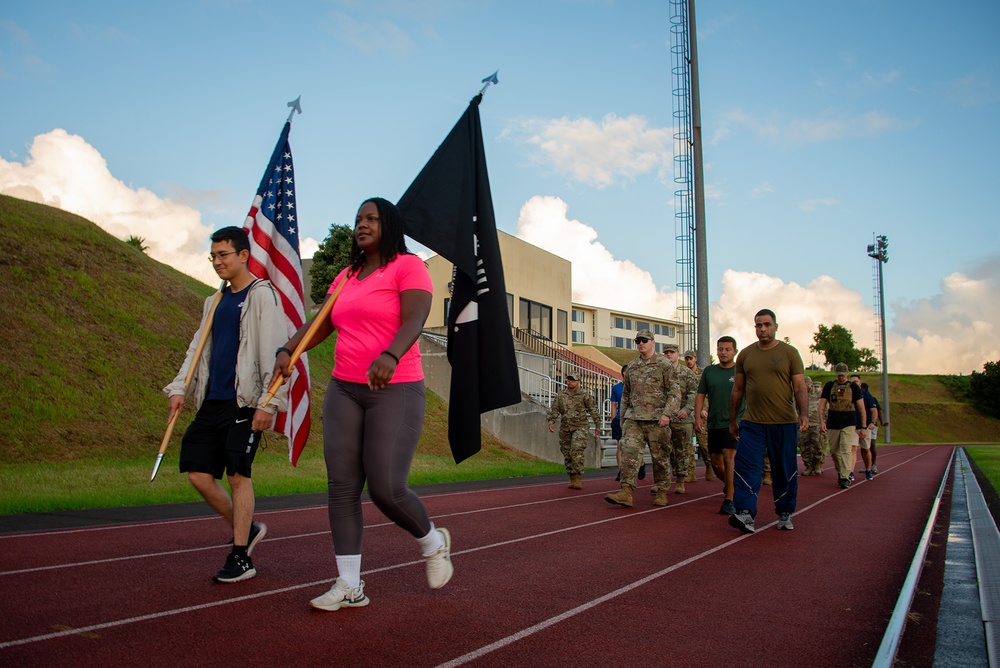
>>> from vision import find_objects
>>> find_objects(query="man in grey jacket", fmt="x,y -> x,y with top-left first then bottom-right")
165,226 -> 288,583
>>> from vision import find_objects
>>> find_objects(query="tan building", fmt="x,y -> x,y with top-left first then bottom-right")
425,231 -> 684,354
570,304 -> 682,355
425,231 -> 574,344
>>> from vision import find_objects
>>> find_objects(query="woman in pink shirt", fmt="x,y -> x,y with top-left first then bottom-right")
275,197 -> 452,611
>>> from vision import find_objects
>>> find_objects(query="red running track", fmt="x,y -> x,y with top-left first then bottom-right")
0,445 -> 952,667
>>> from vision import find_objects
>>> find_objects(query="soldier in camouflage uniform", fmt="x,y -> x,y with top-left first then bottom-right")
798,378 -> 827,475
662,344 -> 699,494
548,373 -> 600,489
685,350 -> 714,482
606,330 -> 682,508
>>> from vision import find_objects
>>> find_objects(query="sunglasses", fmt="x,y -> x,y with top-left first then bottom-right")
634,337 -> 651,344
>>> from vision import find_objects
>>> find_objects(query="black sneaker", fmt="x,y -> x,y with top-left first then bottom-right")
838,477 -> 850,489
248,522 -> 267,555
615,471 -> 621,482
638,463 -> 647,480
849,472 -> 855,482
213,552 -> 256,583
719,499 -> 737,515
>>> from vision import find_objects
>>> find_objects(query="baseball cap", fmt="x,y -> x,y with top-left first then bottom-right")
683,350 -> 696,358
566,373 -> 579,381
634,329 -> 654,340
663,343 -> 679,352
835,362 -> 849,374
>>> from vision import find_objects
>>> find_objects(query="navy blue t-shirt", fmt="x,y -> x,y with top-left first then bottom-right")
206,282 -> 252,401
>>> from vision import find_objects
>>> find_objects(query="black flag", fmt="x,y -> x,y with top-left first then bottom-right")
398,94 -> 521,464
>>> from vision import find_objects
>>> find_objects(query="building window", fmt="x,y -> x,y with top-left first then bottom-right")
519,298 -> 553,339
663,325 -> 675,337
557,309 -> 568,345
636,321 -> 650,333
572,309 -> 585,323
654,324 -> 661,335
572,331 -> 585,343
506,293 -> 514,326
443,298 -> 450,326
612,336 -> 634,350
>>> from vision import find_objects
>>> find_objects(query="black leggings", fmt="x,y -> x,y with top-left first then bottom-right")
322,378 -> 432,554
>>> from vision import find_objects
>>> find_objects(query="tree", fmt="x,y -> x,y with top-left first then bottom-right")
309,223 -> 353,305
125,235 -> 149,254
809,323 -> 880,372
970,360 -> 1000,419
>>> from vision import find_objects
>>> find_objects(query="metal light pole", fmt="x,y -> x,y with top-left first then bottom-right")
867,235 -> 890,443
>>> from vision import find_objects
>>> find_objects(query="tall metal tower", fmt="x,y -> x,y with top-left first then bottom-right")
868,234 -> 890,443
669,0 -> 710,365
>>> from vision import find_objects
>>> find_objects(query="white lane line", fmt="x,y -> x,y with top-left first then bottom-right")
0,486 -> 670,576
0,448 -> 938,651
434,447 -> 937,667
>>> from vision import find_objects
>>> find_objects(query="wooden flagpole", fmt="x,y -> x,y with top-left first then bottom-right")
260,279 -> 346,410
151,280 -> 227,481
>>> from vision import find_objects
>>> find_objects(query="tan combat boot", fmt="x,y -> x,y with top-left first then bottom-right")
605,487 -> 633,507
674,479 -> 686,494
568,475 -> 582,490
685,472 -> 697,483
653,489 -> 669,507
705,466 -> 715,481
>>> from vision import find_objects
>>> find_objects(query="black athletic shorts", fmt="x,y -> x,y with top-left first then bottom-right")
179,399 -> 261,479
707,427 -> 737,455
611,417 -> 622,441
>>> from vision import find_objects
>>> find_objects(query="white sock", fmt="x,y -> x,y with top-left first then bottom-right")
335,554 -> 362,589
417,524 -> 443,557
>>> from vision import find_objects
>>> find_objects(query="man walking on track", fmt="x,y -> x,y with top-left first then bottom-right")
820,366 -> 869,488
694,336 -> 743,515
728,309 -> 808,534
606,330 -> 681,508
685,350 -> 714,483
548,373 -> 600,489
164,226 -> 287,583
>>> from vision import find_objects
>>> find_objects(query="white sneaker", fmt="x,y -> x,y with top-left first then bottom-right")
425,527 -> 453,589
309,578 -> 369,611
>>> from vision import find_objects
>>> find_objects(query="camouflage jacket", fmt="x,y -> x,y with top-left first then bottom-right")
621,354 -> 682,422
548,387 -> 599,429
670,363 -> 699,423
807,383 -> 822,422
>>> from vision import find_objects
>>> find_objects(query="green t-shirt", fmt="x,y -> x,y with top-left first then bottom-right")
734,341 -> 804,424
697,364 -> 745,429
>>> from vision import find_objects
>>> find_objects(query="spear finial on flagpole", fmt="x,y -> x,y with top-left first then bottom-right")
478,71 -> 499,96
286,95 -> 302,123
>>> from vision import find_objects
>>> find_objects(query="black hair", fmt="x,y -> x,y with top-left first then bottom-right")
347,197 -> 410,276
717,335 -> 738,350
211,226 -> 250,254
754,308 -> 777,323
861,382 -> 870,390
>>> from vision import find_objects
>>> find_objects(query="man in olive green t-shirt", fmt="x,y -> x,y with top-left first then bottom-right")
727,309 -> 809,535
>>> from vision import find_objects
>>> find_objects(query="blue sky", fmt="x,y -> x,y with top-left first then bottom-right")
2,0 -> 998,374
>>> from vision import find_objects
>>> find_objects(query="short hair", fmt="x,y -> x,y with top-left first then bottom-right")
861,382 -> 870,390
754,308 -> 777,323
348,197 -> 410,276
717,335 -> 737,350
620,365 -> 628,376
211,226 -> 250,254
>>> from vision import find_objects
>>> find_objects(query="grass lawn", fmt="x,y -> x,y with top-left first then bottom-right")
966,445 -> 1000,496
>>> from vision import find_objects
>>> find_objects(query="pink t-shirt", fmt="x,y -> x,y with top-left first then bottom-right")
327,253 -> 433,384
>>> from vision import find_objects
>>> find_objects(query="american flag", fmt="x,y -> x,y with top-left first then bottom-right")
243,121 -> 310,465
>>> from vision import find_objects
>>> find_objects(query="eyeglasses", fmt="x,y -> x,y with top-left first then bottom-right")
208,250 -> 238,262
634,337 -> 651,344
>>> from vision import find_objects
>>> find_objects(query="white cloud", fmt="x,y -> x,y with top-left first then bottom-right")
513,197 -> 999,375
300,236 -> 320,259
715,108 -> 908,148
751,181 -> 774,198
799,197 -> 838,212
0,129 -> 218,285
515,195 -> 682,319
520,113 -> 672,188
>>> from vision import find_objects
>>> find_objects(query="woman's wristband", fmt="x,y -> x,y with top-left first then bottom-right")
381,350 -> 400,363
276,346 -> 293,358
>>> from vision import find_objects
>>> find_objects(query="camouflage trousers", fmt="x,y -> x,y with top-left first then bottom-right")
558,426 -> 590,476
799,427 -> 827,470
695,427 -> 710,467
661,422 -> 693,486
620,419 -> 670,489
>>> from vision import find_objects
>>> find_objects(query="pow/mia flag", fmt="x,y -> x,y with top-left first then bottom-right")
398,93 -> 520,464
